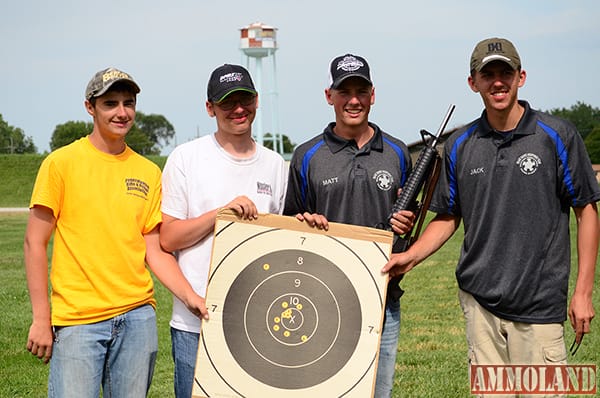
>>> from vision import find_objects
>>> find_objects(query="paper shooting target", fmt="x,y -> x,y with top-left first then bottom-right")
192,210 -> 393,398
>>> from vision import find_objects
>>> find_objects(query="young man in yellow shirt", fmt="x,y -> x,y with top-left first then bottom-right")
24,67 -> 208,397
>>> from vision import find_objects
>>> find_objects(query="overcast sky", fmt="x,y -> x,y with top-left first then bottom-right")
2,1 -> 599,154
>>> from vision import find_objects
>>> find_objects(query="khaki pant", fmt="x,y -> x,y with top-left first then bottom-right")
458,289 -> 567,398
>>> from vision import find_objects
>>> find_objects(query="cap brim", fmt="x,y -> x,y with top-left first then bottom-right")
330,73 -> 372,89
92,79 -> 141,99
476,55 -> 517,71
214,87 -> 257,103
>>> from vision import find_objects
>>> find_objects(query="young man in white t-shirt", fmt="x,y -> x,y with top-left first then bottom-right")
160,64 -> 288,398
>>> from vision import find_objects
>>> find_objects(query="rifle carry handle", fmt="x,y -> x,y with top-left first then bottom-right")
389,104 -> 456,253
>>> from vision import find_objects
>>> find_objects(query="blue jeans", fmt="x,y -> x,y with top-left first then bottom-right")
48,304 -> 158,398
171,327 -> 199,398
374,298 -> 401,398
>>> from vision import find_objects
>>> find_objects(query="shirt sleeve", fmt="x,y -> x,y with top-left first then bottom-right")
161,150 -> 189,220
283,151 -> 310,216
561,126 -> 600,207
29,155 -> 63,219
429,140 -> 461,216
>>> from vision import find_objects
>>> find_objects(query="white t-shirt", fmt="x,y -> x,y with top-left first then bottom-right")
161,133 -> 288,333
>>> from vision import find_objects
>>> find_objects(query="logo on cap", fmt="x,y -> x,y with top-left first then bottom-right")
220,72 -> 244,84
85,67 -> 140,100
102,69 -> 133,83
329,53 -> 372,89
470,37 -> 521,73
486,41 -> 504,53
207,64 -> 256,102
337,55 -> 364,72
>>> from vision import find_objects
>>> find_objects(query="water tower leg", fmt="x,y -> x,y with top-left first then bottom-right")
270,51 -> 282,154
255,57 -> 264,146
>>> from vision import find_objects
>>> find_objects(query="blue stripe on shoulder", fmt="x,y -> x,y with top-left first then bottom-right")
382,137 -> 408,186
300,140 -> 325,204
536,120 -> 576,203
448,124 -> 478,210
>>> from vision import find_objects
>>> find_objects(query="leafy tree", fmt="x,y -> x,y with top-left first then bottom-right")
125,125 -> 156,155
263,132 -> 296,154
547,101 -> 600,139
50,121 -> 93,150
133,112 -> 175,155
584,125 -> 600,164
0,114 -> 37,153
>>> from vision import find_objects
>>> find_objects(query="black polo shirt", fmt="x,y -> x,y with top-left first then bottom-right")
284,122 -> 412,229
431,100 -> 600,323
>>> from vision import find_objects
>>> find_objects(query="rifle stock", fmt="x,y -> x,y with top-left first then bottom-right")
390,104 -> 456,253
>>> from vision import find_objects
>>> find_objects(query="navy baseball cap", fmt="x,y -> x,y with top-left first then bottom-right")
329,54 -> 372,89
207,64 -> 257,102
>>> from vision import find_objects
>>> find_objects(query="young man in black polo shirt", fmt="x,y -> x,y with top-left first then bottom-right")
383,38 -> 600,375
284,54 -> 415,398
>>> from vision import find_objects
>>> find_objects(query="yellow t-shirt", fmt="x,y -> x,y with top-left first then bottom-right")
30,137 -> 161,325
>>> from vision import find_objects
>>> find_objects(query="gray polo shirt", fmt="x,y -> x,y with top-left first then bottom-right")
284,122 -> 411,230
284,122 -> 412,301
431,100 -> 600,323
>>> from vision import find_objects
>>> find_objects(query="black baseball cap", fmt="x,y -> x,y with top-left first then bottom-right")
329,54 -> 372,89
207,64 -> 257,102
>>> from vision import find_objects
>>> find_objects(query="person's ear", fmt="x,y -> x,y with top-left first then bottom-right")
518,69 -> 527,88
467,75 -> 479,93
206,101 -> 216,117
325,88 -> 333,105
84,100 -> 95,117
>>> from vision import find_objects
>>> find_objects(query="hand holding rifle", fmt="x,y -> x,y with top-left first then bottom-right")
383,104 -> 456,276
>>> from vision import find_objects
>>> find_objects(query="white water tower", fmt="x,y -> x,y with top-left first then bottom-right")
240,22 -> 282,153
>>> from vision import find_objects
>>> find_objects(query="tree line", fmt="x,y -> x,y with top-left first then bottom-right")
1,102 -> 600,161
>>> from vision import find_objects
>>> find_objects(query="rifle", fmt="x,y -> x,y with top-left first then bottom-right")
389,104 -> 456,253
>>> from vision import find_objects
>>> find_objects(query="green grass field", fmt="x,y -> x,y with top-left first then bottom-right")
0,155 -> 44,207
0,154 -> 166,207
1,211 -> 598,397
0,154 -> 598,396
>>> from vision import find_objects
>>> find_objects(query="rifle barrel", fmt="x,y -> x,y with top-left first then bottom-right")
430,104 -> 456,147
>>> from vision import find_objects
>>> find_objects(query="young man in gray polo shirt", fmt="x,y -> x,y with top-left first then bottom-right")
285,54 -> 415,398
383,38 -> 600,375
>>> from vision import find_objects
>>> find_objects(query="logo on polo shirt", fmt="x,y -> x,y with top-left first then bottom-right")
257,181 -> 273,196
373,170 -> 393,191
516,153 -> 542,175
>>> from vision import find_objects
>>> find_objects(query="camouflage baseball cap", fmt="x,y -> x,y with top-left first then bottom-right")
470,38 -> 521,72
85,67 -> 141,100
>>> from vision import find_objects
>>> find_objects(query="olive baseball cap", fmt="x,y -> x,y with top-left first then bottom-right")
85,67 -> 140,100
470,38 -> 521,72
207,64 -> 257,103
329,54 -> 372,89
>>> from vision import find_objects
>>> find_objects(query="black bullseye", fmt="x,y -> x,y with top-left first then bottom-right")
221,249 -> 361,389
